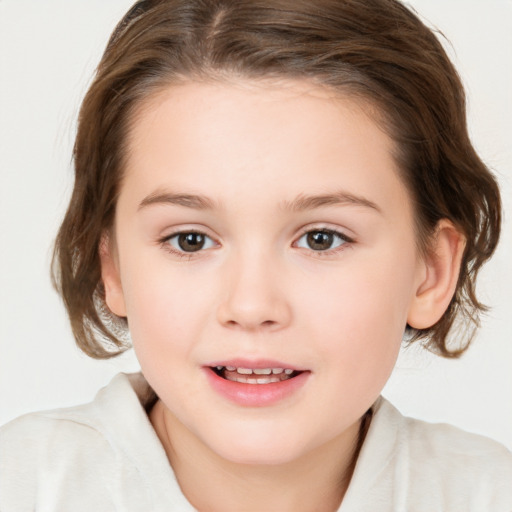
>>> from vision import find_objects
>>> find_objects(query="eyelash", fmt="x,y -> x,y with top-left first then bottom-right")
159,230 -> 215,260
294,227 -> 353,257
159,227 -> 354,260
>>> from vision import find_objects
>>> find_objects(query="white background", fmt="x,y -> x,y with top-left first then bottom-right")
1,1 -> 511,449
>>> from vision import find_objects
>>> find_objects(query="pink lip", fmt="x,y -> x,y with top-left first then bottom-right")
203,360 -> 310,407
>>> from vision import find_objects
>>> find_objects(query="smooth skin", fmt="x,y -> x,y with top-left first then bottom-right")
100,79 -> 465,511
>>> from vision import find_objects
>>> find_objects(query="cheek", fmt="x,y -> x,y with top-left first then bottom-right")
119,258 -> 214,366
122,268 -> 213,411
301,252 -> 415,391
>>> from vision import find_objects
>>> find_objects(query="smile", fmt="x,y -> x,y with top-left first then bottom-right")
205,361 -> 310,407
212,366 -> 299,384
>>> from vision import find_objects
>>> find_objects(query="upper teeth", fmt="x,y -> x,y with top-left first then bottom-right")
216,366 -> 294,375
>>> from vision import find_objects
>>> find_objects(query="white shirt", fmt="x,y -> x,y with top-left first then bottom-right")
1,373 -> 511,511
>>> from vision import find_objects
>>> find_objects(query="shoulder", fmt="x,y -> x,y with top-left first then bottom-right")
0,400 -> 114,461
397,403 -> 512,480
0,373 -> 158,511
0,373 -> 136,462
402,405 -> 512,460
343,397 -> 512,512
0,406 -> 116,510
388,398 -> 512,509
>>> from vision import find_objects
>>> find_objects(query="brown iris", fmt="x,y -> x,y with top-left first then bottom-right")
306,231 -> 335,250
177,233 -> 206,252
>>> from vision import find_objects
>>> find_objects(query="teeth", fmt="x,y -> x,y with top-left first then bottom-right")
214,366 -> 297,381
253,368 -> 272,375
256,377 -> 276,384
227,367 -> 294,375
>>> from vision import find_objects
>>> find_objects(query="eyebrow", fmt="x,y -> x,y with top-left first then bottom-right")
138,189 -> 381,213
280,190 -> 381,213
138,191 -> 217,211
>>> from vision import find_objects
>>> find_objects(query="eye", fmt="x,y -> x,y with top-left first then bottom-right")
165,231 -> 216,253
295,229 -> 349,252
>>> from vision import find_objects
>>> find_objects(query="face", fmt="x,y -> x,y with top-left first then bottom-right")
104,79 -> 426,465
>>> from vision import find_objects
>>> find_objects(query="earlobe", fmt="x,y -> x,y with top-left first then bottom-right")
99,234 -> 127,317
407,220 -> 466,330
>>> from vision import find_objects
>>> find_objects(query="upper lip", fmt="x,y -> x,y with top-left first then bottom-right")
205,358 -> 308,371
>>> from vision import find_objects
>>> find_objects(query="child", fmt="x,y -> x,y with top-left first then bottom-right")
1,0 -> 511,510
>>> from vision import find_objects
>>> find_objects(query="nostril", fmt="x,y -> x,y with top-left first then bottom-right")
222,318 -> 278,330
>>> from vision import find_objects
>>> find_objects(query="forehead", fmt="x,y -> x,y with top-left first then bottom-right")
121,79 -> 410,218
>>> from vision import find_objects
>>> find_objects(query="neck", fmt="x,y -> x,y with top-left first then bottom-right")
150,401 -> 370,512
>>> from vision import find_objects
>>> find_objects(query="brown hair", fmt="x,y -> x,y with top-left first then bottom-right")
52,0 -> 501,358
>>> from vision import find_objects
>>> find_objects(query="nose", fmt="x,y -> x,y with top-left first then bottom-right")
216,250 -> 292,332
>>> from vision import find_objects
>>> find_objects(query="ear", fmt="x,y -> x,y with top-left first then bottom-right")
407,220 -> 466,329
99,233 -> 127,317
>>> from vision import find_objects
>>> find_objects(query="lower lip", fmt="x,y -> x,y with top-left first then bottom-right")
204,368 -> 310,407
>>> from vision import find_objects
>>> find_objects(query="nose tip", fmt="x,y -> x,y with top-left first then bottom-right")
216,261 -> 292,332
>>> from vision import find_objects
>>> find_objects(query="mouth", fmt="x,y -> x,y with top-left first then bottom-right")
204,361 -> 310,406
211,365 -> 303,384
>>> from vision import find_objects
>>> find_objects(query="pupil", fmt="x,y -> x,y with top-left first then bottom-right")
307,231 -> 333,250
178,233 -> 205,252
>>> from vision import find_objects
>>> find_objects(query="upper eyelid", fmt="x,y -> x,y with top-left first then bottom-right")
295,225 -> 354,242
161,227 -> 217,241
164,229 -> 210,237
161,224 -> 351,238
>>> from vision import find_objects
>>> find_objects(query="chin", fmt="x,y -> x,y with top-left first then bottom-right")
206,429 -> 308,466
